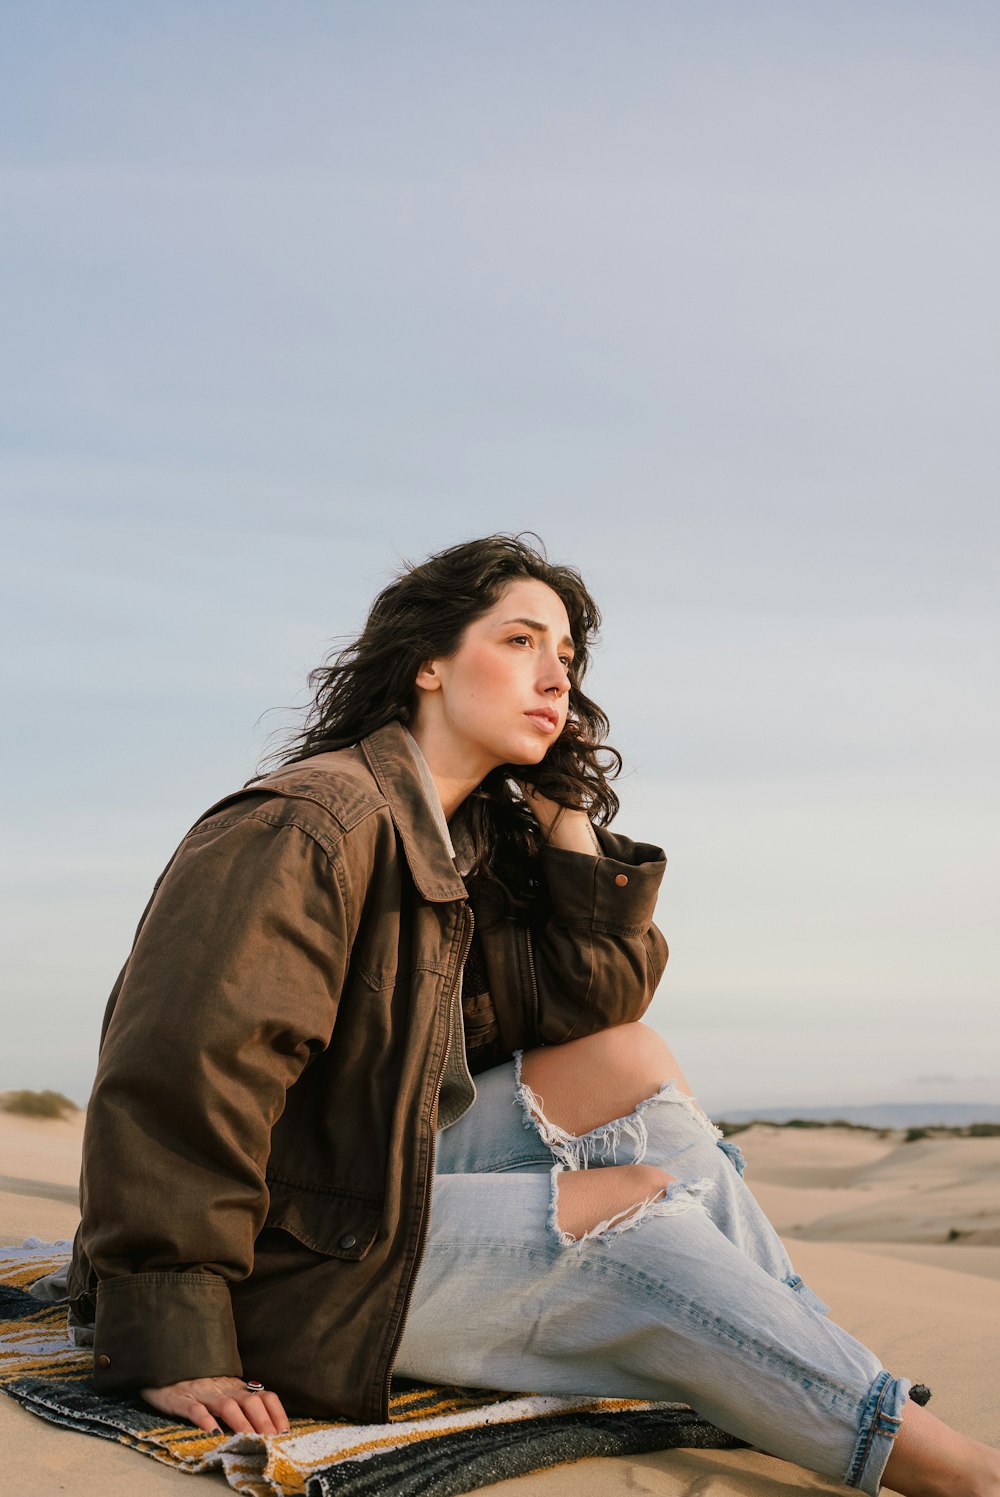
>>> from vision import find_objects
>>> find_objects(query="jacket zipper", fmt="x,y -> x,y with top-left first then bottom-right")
379,903 -> 474,1416
522,923 -> 540,1043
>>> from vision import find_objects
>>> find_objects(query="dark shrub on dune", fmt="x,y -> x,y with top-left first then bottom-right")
1,1089 -> 79,1119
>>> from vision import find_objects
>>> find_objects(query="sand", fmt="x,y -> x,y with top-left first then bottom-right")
2,1112 -> 998,1495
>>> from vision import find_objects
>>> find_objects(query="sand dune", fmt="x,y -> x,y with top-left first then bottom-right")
745,1124 -> 1000,1246
2,1111 -> 998,1495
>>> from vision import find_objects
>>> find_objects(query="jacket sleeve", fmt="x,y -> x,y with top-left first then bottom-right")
77,807 -> 353,1395
531,826 -> 668,1043
484,826 -> 668,1050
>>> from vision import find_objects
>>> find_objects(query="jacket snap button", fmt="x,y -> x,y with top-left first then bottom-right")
614,873 -> 629,887
97,1353 -> 111,1369
339,1233 -> 357,1250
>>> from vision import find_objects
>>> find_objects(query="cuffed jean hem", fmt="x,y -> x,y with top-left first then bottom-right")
847,1370 -> 912,1495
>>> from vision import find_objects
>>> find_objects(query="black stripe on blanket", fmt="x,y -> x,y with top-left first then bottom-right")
308,1406 -> 745,1497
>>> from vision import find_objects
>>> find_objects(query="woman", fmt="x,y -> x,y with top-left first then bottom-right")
68,536 -> 998,1496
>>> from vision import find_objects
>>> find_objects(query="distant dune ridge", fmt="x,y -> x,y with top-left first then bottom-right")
1,1106 -> 999,1493
720,1101 -> 1000,1128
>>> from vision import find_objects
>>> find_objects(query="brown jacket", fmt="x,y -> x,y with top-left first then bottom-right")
69,721 -> 668,1421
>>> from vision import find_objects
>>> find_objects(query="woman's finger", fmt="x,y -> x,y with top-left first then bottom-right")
261,1389 -> 290,1433
139,1385 -> 222,1433
215,1389 -> 288,1435
178,1399 -> 222,1434
235,1392 -> 279,1435
216,1395 -> 256,1434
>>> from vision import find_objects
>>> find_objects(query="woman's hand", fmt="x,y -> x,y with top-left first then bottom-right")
520,784 -> 602,857
140,1375 -> 290,1436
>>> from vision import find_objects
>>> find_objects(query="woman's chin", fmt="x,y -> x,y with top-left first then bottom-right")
503,743 -> 552,768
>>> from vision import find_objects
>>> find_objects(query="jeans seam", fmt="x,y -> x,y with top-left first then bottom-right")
492,1155 -> 555,1173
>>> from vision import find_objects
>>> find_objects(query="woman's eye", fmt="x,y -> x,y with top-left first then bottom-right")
510,634 -> 532,646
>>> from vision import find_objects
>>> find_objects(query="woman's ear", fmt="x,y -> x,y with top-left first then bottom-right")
414,660 -> 442,694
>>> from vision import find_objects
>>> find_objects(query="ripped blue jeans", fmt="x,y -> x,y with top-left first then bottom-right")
395,1056 -> 911,1496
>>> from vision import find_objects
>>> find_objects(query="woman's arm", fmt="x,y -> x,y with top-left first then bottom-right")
76,804 -> 356,1417
481,787 -> 668,1048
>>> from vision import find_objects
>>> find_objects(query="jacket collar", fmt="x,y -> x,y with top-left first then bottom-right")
361,721 -> 469,904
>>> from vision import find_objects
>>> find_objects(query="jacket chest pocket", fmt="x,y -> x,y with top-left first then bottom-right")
348,926 -> 411,993
263,1178 -> 382,1261
462,988 -> 499,1049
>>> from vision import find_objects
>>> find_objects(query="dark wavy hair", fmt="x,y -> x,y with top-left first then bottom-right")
271,534 -> 621,903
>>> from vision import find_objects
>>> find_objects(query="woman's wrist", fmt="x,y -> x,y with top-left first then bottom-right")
520,785 -> 601,856
543,807 -> 601,856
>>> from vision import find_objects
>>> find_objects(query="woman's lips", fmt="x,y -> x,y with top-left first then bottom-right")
524,710 -> 559,734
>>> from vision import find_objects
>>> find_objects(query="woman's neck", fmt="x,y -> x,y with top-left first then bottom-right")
406,722 -> 491,820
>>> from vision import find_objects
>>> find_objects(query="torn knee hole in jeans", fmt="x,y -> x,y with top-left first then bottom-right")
512,1053 -> 718,1245
546,1163 -> 714,1247
513,1049 -> 723,1173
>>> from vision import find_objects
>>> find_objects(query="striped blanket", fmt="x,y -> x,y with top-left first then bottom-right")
1,1241 -> 740,1496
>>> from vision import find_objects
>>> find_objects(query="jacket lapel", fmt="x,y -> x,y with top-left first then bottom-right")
361,721 -> 469,904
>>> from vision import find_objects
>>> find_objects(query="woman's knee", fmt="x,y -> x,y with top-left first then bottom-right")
520,1023 -> 691,1135
585,1022 -> 688,1086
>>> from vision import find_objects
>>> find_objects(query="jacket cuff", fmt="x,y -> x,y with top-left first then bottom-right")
541,830 -> 666,933
92,1273 -> 242,1392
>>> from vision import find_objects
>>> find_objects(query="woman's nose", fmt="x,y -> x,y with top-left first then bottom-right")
540,656 -> 571,695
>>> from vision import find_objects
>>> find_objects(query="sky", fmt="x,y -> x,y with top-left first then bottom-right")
2,2 -> 998,1115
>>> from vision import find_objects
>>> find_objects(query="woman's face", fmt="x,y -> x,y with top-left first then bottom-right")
413,577 -> 575,777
